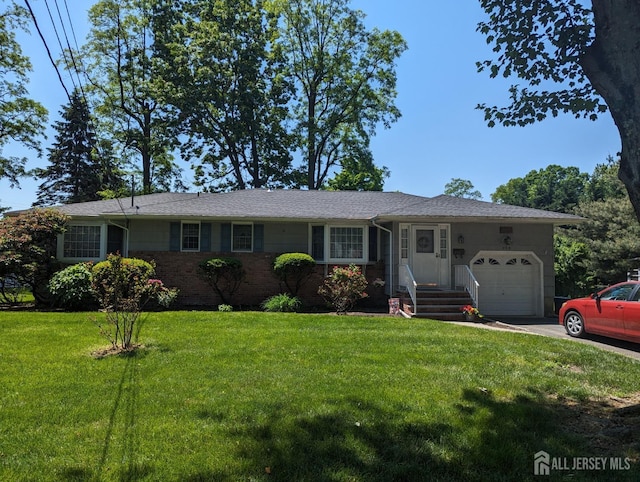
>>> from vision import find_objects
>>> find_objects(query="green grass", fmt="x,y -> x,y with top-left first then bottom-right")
1,312 -> 639,481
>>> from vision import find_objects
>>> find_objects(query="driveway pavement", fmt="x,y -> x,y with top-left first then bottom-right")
490,316 -> 640,361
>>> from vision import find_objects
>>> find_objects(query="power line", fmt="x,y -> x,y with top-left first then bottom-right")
23,0 -> 71,102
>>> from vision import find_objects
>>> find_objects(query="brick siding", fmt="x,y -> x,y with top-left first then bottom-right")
130,251 -> 386,309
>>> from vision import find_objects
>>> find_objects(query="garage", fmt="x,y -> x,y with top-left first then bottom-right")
471,251 -> 542,316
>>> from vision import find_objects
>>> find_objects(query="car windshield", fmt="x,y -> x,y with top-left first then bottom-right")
600,284 -> 636,301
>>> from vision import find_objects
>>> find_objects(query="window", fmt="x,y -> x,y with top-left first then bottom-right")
400,227 -> 409,260
232,224 -> 253,251
330,227 -> 363,260
182,223 -> 200,251
63,225 -> 101,258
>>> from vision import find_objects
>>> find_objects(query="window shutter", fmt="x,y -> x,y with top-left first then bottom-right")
169,222 -> 181,252
254,224 -> 264,252
200,223 -> 212,252
221,223 -> 231,252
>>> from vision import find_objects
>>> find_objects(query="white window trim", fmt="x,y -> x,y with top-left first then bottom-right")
57,222 -> 107,263
308,224 -> 368,264
181,221 -> 201,252
231,222 -> 254,252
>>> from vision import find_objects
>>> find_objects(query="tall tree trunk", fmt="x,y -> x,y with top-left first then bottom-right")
581,0 -> 640,220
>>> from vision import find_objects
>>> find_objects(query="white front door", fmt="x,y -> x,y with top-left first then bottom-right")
411,225 -> 440,285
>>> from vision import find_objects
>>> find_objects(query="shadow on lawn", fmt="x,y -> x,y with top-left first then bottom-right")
187,390 -> 640,482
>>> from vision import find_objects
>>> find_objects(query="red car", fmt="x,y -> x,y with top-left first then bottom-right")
559,281 -> 640,343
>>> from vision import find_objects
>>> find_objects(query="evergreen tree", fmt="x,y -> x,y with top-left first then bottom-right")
34,90 -> 123,206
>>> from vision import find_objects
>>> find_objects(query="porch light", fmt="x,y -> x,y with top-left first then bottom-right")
457,235 -> 464,244
503,235 -> 512,246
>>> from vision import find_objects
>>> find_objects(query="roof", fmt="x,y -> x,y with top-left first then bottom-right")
45,189 -> 582,223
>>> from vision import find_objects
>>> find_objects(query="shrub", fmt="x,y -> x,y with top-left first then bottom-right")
218,304 -> 233,312
261,293 -> 302,312
198,257 -> 245,305
150,279 -> 180,309
273,253 -> 316,296
0,209 -> 68,305
48,263 -> 96,310
318,264 -> 369,314
91,254 -> 158,350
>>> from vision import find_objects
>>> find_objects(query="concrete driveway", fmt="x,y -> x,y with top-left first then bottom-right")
491,316 -> 640,361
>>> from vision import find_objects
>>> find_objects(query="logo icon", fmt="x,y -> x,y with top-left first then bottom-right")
534,450 -> 550,476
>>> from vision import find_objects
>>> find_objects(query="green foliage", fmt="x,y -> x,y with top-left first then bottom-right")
271,0 -> 407,189
553,234 -> 591,297
91,254 -> 159,349
318,264 -> 369,314
0,1 -> 48,196
273,252 -> 316,296
476,0 -> 604,127
444,178 -> 483,200
582,156 -> 626,202
84,0 -> 183,194
491,164 -> 589,213
218,304 -> 233,312
198,257 -> 245,305
33,90 -> 125,207
261,293 -> 302,312
326,147 -> 389,191
0,209 -> 68,305
153,0 -> 295,191
571,197 -> 640,285
48,263 -> 97,310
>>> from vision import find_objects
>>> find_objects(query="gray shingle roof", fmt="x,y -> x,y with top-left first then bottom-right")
52,189 -> 583,223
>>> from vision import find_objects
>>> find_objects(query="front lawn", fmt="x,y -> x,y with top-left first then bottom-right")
1,312 -> 639,481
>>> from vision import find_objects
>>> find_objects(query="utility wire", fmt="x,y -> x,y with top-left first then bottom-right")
42,0 -> 78,93
23,0 -> 71,102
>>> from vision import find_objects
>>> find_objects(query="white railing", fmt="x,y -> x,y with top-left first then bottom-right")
455,264 -> 479,308
399,264 -> 418,315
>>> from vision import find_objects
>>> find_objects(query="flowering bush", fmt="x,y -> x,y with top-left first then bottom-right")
148,279 -> 180,308
461,305 -> 482,317
318,264 -> 369,314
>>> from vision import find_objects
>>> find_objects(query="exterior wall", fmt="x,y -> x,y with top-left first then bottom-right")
129,250 -> 386,309
449,222 -> 555,315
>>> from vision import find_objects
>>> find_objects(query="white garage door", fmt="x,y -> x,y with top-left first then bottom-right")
471,252 -> 541,316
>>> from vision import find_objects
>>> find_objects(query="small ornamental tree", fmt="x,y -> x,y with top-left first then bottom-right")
0,209 -> 68,305
273,252 -> 316,296
91,254 -> 160,350
318,264 -> 368,314
198,257 -> 245,306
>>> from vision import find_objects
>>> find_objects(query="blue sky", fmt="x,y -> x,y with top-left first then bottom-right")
1,0 -> 621,210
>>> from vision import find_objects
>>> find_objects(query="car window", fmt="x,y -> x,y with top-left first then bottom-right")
631,288 -> 640,302
600,284 -> 636,301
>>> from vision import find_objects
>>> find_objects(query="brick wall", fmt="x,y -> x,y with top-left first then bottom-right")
130,251 -> 387,309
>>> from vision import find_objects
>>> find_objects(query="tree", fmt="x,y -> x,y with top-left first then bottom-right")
271,0 -> 407,189
477,0 -> 640,221
491,165 -> 588,213
0,2 -> 48,199
33,90 -> 125,206
154,0 -> 295,191
327,144 -> 389,191
82,0 -> 182,194
582,155 -> 626,202
0,209 -> 68,305
570,197 -> 640,285
444,178 -> 483,200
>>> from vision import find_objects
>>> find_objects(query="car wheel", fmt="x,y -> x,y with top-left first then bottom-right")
564,311 -> 585,338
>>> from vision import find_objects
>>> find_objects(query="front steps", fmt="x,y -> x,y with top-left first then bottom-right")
399,287 -> 474,320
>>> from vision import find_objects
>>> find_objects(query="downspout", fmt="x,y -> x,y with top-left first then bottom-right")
370,218 -> 393,297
